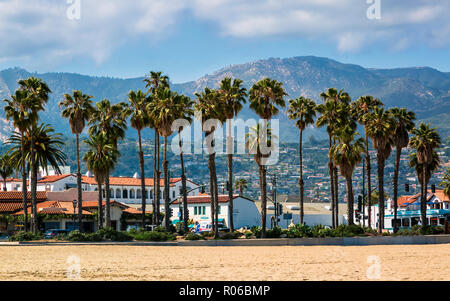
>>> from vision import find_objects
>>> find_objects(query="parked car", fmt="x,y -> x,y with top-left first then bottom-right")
126,225 -> 141,232
217,223 -> 230,232
44,229 -> 69,239
197,222 -> 230,233
0,233 -> 9,241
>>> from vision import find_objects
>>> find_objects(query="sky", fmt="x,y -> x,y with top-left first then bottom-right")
1,0 -> 450,83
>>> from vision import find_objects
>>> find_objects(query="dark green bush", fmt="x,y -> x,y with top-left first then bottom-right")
266,226 -> 283,238
97,228 -> 133,241
220,231 -> 243,240
287,224 -> 312,238
332,224 -> 365,237
133,230 -> 176,241
250,226 -> 262,238
312,225 -> 333,238
9,231 -> 43,242
185,233 -> 205,240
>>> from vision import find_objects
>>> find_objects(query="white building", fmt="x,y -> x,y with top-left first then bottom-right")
170,194 -> 261,229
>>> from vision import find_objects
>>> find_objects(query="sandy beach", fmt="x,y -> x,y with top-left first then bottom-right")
0,244 -> 449,281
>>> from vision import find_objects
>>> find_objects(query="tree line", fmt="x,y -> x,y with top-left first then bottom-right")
1,73 -> 446,237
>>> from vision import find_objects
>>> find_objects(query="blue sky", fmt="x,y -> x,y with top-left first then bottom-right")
1,0 -> 450,83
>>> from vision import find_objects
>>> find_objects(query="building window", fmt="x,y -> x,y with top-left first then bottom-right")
137,189 -> 142,199
130,189 -> 135,199
116,189 -> 121,198
110,189 -> 114,198
194,207 -> 198,215
172,190 -> 175,199
145,190 -> 148,199
402,218 -> 410,227
150,190 -> 153,200
123,189 -> 128,199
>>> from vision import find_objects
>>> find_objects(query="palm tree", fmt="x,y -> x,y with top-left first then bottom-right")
287,96 -> 316,224
144,71 -> 169,225
410,123 -> 441,225
249,78 -> 286,238
320,88 -> 353,227
127,90 -> 150,228
18,77 -> 51,234
148,86 -> 182,230
3,89 -> 37,232
388,107 -> 416,232
350,96 -> 383,228
0,153 -> 14,191
440,168 -> 450,199
235,178 -> 248,196
84,133 -> 118,230
89,99 -> 128,228
173,94 -> 194,233
194,87 -> 225,236
366,107 -> 395,233
218,77 -> 247,232
330,125 -> 364,225
59,90 -> 94,231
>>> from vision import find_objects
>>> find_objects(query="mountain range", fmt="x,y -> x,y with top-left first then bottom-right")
0,56 -> 449,142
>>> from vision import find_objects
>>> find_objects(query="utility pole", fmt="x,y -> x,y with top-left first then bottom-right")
272,174 -> 277,227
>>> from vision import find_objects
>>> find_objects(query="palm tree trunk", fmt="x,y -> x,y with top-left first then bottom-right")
76,133 -> 83,232
299,129 -> 304,224
365,132 -> 372,228
377,155 -> 385,233
138,130 -> 146,228
97,182 -> 103,230
346,176 -> 354,225
208,153 -> 215,234
179,132 -> 189,233
393,146 -> 401,233
421,164 -> 427,226
155,131 -> 161,225
334,165 -> 339,227
152,130 -> 157,225
30,130 -> 38,234
227,121 -> 235,232
261,165 -> 268,238
3,179 -> 6,191
163,137 -> 170,230
105,173 -> 111,228
328,135 -> 335,228
20,131 -> 28,232
213,158 -> 219,238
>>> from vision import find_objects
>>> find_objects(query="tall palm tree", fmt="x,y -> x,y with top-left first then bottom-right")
235,178 -> 248,196
0,153 -> 14,191
59,90 -> 94,231
3,89 -> 34,231
351,96 -> 383,228
366,107 -> 395,233
127,90 -> 150,227
440,168 -> 450,200
318,88 -> 353,228
89,99 -> 128,228
173,94 -> 194,233
388,107 -> 416,232
194,87 -> 225,236
287,96 -> 316,224
18,77 -> 51,234
249,78 -> 286,238
84,133 -> 118,230
218,77 -> 247,232
148,86 -> 182,230
330,125 -> 364,225
409,123 -> 441,225
144,71 -> 169,225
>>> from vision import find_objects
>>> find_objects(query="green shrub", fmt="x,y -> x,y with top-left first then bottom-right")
266,226 -> 283,238
287,223 -> 312,238
312,225 -> 333,238
220,231 -> 243,240
97,228 -> 133,242
202,231 -> 215,238
332,224 -> 365,237
244,232 -> 254,239
133,230 -> 176,241
9,231 -> 43,242
185,233 -> 205,240
250,226 -> 262,238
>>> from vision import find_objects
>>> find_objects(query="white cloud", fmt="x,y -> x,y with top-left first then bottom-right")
0,0 -> 449,67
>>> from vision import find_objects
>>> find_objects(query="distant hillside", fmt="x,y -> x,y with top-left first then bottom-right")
0,56 -> 449,142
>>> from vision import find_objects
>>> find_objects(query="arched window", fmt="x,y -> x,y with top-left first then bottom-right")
116,188 -> 121,199
137,189 -> 142,198
130,189 -> 135,199
110,189 -> 114,198
149,190 -> 153,199
123,189 -> 128,199
145,190 -> 149,199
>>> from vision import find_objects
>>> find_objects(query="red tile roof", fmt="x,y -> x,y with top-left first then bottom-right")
0,202 -> 29,213
14,201 -> 92,216
398,190 -> 449,207
81,176 -> 182,187
0,191 -> 47,201
37,174 -> 73,183
81,200 -> 129,209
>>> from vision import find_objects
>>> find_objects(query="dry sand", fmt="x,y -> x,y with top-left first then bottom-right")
0,244 -> 449,281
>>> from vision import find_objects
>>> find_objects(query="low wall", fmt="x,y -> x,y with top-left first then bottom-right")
3,234 -> 450,247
